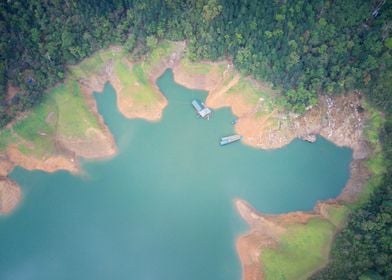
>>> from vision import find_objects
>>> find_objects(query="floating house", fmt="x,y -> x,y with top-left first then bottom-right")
220,134 -> 242,146
192,99 -> 212,119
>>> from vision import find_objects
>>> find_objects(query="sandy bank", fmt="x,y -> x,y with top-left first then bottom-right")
0,178 -> 21,215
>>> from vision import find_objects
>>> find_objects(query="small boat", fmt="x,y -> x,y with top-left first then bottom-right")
231,119 -> 237,125
220,134 -> 242,146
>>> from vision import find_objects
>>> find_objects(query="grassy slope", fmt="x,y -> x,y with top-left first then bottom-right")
116,42 -> 176,110
0,41 -> 177,159
0,49 -> 121,158
358,102 -> 386,203
262,219 -> 336,280
260,101 -> 385,280
0,47 -> 113,157
227,78 -> 278,111
178,57 -> 214,75
53,80 -> 100,138
0,79 -> 100,158
125,41 -> 176,106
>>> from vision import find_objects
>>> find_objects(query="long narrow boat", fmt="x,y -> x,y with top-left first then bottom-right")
220,134 -> 242,146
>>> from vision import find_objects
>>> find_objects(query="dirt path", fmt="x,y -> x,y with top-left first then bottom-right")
206,74 -> 241,107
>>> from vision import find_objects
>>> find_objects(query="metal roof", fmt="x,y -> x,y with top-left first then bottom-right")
191,100 -> 204,112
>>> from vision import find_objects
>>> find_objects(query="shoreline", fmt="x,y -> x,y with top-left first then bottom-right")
0,42 -> 185,214
0,42 -> 374,280
170,55 -> 371,279
0,42 -> 186,214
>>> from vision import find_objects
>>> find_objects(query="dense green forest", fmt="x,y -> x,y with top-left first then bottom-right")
1,0 -> 391,122
0,0 -> 391,278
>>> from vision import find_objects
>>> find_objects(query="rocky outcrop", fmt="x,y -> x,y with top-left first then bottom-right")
0,178 -> 21,214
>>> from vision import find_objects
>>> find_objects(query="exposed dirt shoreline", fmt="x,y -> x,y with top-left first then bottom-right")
0,43 -> 372,280
171,58 -> 371,279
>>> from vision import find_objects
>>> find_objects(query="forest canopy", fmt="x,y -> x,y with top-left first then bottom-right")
0,0 -> 391,126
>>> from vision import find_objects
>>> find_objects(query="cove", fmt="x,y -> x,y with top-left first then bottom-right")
0,69 -> 352,280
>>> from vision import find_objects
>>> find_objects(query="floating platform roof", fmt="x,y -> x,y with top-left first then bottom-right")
192,99 -> 212,119
192,100 -> 204,111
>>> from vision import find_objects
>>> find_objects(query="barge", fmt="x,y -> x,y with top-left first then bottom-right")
220,134 -> 242,146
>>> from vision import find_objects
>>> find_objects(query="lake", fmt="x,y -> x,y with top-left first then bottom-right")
0,69 -> 352,280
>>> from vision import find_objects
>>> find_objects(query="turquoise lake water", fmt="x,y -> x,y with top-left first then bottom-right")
0,69 -> 352,280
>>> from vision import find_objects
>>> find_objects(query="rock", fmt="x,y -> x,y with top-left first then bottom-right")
0,179 -> 21,214
353,141 -> 371,160
301,134 -> 317,143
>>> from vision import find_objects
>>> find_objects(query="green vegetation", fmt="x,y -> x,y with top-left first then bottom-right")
179,58 -> 213,75
0,130 -> 15,151
355,103 -> 386,204
0,40 -> 176,158
2,0 -> 390,124
312,111 -> 391,279
261,101 -> 388,280
129,65 -> 157,104
261,101 -> 390,280
114,42 -> 176,107
11,93 -> 58,157
114,60 -> 158,106
364,102 -> 384,146
53,80 -> 99,138
70,48 -> 126,80
0,79 -> 101,158
227,78 -> 276,111
262,219 -> 335,280
144,41 -> 176,72
311,174 -> 392,280
326,206 -> 350,228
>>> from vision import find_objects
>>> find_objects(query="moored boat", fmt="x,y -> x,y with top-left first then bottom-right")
220,134 -> 241,146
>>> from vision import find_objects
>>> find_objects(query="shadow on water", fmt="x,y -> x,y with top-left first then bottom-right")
1,69 -> 352,280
